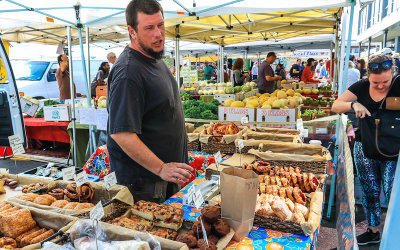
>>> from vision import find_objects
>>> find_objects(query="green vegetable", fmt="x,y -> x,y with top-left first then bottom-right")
35,100 -> 61,118
200,110 -> 217,120
180,92 -> 193,101
211,99 -> 220,106
184,106 -> 202,118
302,109 -> 316,116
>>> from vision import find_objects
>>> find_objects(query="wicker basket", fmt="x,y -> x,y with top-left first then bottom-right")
235,145 -> 258,154
254,157 -> 327,175
187,138 -> 200,151
201,137 -> 237,154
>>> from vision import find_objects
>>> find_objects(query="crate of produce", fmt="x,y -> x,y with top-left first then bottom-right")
43,104 -> 71,121
218,106 -> 256,122
96,85 -> 107,98
256,107 -> 299,123
214,94 -> 237,104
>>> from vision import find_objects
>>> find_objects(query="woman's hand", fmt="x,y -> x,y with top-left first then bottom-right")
353,102 -> 371,118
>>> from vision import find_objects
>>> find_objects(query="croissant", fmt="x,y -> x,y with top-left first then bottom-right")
303,173 -> 311,193
275,166 -> 281,176
291,173 -> 298,186
271,198 -> 293,220
295,167 -> 301,174
286,186 -> 295,202
293,187 -> 307,205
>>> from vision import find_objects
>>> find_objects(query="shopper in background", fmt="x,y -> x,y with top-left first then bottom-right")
56,54 -> 76,101
91,62 -> 110,98
346,60 -> 360,89
301,58 -> 320,83
357,58 -> 368,79
290,59 -> 302,78
232,58 -> 248,87
393,53 -> 400,75
276,63 -> 286,80
332,55 -> 400,246
107,52 -> 118,65
315,59 -> 324,77
251,61 -> 259,80
258,52 -> 281,94
107,0 -> 193,203
326,52 -> 335,79
203,60 -> 214,80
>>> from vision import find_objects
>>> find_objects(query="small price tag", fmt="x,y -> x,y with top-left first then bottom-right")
62,167 -> 75,181
50,167 -> 58,177
8,135 -> 25,155
104,172 -> 117,191
75,171 -> 89,187
296,118 -> 304,131
90,201 -> 104,221
238,139 -> 244,152
241,116 -> 249,124
200,217 -> 209,246
300,129 -> 309,138
214,151 -> 222,164
193,190 -> 204,209
187,185 -> 195,204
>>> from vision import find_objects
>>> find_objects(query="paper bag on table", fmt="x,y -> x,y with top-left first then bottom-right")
220,167 -> 259,240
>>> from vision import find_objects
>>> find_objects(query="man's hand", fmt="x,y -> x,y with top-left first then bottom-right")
159,162 -> 194,184
353,103 -> 371,118
275,75 -> 282,81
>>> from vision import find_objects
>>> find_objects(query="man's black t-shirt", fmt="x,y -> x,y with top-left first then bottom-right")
348,76 -> 400,142
107,46 -> 188,185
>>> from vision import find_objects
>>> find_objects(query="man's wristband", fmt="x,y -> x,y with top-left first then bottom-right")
157,162 -> 166,175
350,101 -> 358,110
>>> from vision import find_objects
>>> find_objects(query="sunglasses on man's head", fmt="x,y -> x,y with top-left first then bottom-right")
368,60 -> 393,71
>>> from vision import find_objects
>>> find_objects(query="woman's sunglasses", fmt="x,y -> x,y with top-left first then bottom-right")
368,60 -> 393,71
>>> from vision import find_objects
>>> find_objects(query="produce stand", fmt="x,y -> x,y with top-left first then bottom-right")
24,118 -> 70,144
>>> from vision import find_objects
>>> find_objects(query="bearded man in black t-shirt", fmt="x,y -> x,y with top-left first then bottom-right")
106,0 -> 193,203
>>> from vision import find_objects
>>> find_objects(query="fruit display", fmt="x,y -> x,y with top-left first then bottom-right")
107,200 -> 184,240
202,122 -> 241,142
0,202 -> 56,248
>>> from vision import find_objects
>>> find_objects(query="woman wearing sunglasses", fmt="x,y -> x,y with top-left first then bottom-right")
332,55 -> 400,246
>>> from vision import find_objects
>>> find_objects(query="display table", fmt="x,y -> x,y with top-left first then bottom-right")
24,117 -> 70,144
164,175 -> 318,250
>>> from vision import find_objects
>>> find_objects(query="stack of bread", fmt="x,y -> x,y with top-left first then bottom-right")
107,200 -> 184,241
0,202 -> 56,248
18,182 -> 95,210
21,183 -> 45,193
176,206 -> 231,250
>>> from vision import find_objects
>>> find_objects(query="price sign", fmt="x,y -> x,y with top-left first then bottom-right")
62,167 -> 75,181
50,167 -> 58,177
238,139 -> 244,152
186,185 -> 195,205
90,201 -> 104,221
193,190 -> 204,209
214,151 -> 222,164
104,172 -> 117,191
241,116 -> 249,124
8,135 -> 25,155
75,171 -> 89,187
296,118 -> 304,131
200,217 -> 209,246
300,129 -> 309,138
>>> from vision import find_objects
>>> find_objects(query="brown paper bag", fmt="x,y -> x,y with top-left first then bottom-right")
220,167 -> 259,240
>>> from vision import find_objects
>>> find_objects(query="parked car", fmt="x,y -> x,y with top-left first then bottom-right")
13,59 -> 103,99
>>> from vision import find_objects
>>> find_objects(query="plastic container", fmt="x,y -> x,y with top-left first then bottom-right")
309,140 -> 322,146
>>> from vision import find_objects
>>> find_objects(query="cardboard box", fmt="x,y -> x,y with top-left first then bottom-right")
243,90 -> 257,99
43,104 -> 71,121
20,97 -> 39,117
64,98 -> 86,105
214,94 -> 237,104
218,106 -> 256,122
300,83 -> 318,89
96,85 -> 107,98
280,83 -> 297,89
256,107 -> 299,123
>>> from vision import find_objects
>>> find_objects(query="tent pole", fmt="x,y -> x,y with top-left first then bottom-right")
175,27 -> 180,86
219,46 -> 224,82
85,25 -> 95,154
67,26 -> 77,167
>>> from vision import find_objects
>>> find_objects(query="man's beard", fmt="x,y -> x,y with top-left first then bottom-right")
138,37 -> 164,59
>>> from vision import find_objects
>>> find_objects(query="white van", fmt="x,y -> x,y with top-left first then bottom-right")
13,59 -> 104,99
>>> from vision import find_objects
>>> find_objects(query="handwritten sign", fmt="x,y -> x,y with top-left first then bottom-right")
296,118 -> 304,131
8,135 -> 25,155
75,171 -> 89,187
62,167 -> 75,181
214,151 -> 222,164
104,172 -> 117,191
238,139 -> 244,152
241,116 -> 249,124
90,201 -> 104,221
300,129 -> 309,138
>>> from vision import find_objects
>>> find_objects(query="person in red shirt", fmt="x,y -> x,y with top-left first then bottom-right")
326,52 -> 335,79
301,58 -> 320,83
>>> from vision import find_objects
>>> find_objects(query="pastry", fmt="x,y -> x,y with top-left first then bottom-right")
201,206 -> 220,224
293,187 -> 307,206
264,175 -> 270,185
50,200 -> 69,208
259,183 -> 266,194
213,218 -> 230,237
154,204 -> 184,223
154,218 -> 183,231
108,215 -> 153,231
22,183 -> 45,193
197,239 -> 217,250
0,180 -> 6,194
285,198 -> 295,212
258,175 -> 264,184
286,186 -> 295,203
130,200 -> 159,221
0,237 -> 17,249
63,202 -> 79,210
77,183 -> 94,201
281,177 -> 288,187
176,233 -> 197,248
292,211 -> 305,223
65,182 -> 94,202
303,173 -> 311,193
33,194 -> 56,206
15,227 -> 40,246
74,203 -> 95,210
1,207 -> 19,216
30,229 -> 56,245
48,188 -> 64,200
272,185 -> 279,196
294,203 -> 309,220
208,234 -> 220,245
279,187 -> 286,199
270,176 -> 276,185
149,226 -> 178,240
21,228 -> 46,247
7,180 -> 18,189
19,193 -> 39,202
192,218 -> 211,237
271,198 -> 293,221
309,173 -> 319,191
0,208 -> 37,238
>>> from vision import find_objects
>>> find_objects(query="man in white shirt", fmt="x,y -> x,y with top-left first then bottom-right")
315,59 -> 324,78
252,61 -> 259,80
